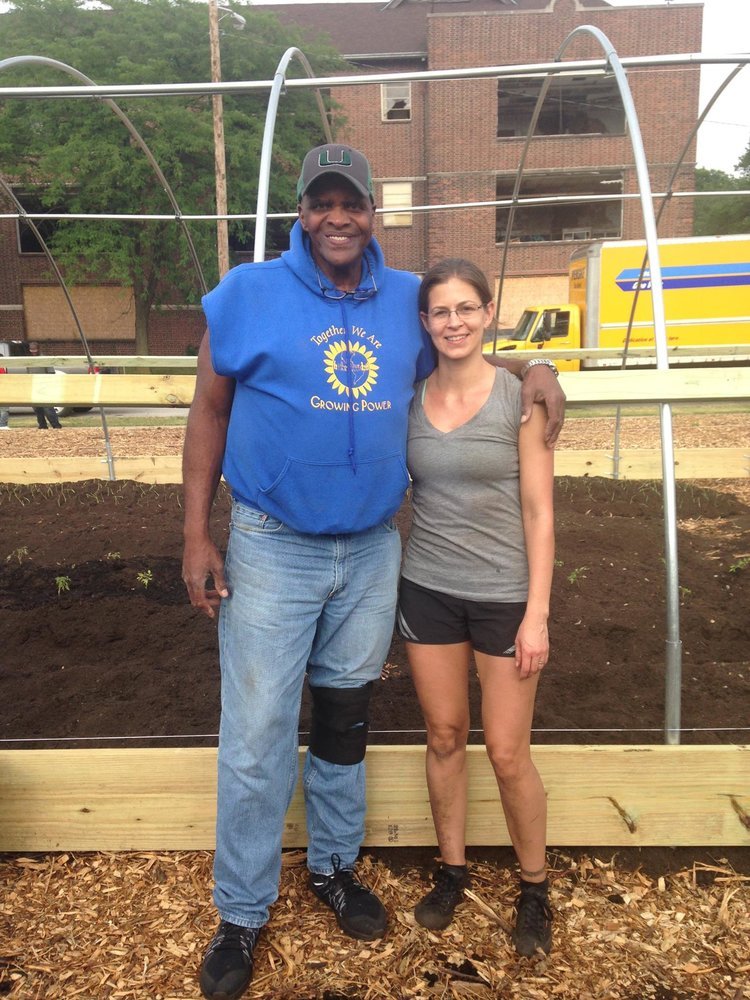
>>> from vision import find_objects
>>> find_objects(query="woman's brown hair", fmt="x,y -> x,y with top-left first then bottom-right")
418,258 -> 493,314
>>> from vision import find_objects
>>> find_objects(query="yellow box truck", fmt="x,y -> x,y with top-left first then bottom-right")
485,234 -> 750,371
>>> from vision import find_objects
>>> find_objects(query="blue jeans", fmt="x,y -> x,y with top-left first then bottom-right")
213,501 -> 401,928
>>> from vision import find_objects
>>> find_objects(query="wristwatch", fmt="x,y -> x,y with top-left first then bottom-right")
521,357 -> 559,379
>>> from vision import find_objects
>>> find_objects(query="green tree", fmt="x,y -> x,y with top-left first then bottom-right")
693,166 -> 750,237
0,0 -> 344,353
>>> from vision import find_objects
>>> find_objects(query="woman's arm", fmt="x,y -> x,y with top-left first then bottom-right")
515,402 -> 555,678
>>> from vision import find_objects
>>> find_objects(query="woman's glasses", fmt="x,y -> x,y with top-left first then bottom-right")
424,303 -> 486,324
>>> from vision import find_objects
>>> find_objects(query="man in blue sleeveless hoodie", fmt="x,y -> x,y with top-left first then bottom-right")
182,143 -> 564,1000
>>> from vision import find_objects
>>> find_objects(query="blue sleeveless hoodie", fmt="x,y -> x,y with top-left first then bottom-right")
203,221 -> 435,534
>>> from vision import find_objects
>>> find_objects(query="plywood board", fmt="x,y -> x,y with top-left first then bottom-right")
22,285 -> 136,342
1,745 -> 748,851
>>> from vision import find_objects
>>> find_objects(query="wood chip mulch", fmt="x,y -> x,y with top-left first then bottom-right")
1,850 -> 748,999
2,412 -> 750,461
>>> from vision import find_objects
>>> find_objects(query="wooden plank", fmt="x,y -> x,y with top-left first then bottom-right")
0,373 -> 196,407
2,368 -> 750,409
559,367 -> 750,404
2,450 -> 747,485
0,356 -> 198,371
1,746 -> 748,851
2,344 -> 748,371
489,344 -> 750,363
0,456 -> 185,484
554,447 -> 750,480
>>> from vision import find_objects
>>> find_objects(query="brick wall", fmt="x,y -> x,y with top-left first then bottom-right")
412,1 -> 702,307
328,0 -> 702,305
336,62 -> 429,272
0,217 -> 205,355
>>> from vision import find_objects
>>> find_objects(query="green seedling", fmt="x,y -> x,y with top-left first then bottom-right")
136,569 -> 154,589
728,556 -> 750,575
55,575 -> 72,595
106,551 -> 122,561
6,546 -> 29,564
567,566 -> 588,585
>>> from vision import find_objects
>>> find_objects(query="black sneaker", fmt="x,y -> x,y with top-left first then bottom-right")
414,863 -> 470,930
199,920 -> 261,1000
309,853 -> 387,940
512,882 -> 553,957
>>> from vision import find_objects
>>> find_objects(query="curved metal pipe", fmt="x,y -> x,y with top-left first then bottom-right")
570,26 -> 681,744
0,174 -> 117,480
492,51 -> 557,352
622,62 -> 746,360
0,55 -> 210,480
493,25 -> 682,743
0,56 -> 207,296
0,177 -> 94,366
254,47 -> 333,261
612,62 -> 747,478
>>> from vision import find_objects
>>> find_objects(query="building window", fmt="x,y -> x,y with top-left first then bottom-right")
15,193 -> 60,254
497,75 -> 626,138
496,171 -> 623,244
381,82 -> 411,122
381,182 -> 413,227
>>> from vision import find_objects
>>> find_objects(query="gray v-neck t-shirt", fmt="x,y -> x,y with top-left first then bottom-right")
401,367 -> 529,602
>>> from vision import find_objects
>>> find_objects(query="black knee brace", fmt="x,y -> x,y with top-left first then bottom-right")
309,682 -> 373,765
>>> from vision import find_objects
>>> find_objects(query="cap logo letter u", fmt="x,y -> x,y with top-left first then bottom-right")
319,149 -> 352,168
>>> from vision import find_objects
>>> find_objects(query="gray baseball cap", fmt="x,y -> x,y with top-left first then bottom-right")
297,144 -> 374,203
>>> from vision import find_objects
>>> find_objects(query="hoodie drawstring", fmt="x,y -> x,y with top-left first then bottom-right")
338,297 -> 357,475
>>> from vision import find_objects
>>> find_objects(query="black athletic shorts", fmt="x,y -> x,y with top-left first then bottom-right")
397,576 -> 526,657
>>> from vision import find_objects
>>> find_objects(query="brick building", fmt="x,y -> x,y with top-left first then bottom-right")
263,0 -> 703,326
0,209 -> 206,357
0,0 -> 703,350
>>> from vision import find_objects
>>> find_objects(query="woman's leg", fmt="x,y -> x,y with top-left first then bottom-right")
406,641 -> 473,865
474,651 -> 546,880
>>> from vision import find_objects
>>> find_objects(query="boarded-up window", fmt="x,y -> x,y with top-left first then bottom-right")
381,182 -> 413,227
22,286 -> 136,342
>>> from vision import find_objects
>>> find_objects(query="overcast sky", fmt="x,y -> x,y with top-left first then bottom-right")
605,0 -> 749,174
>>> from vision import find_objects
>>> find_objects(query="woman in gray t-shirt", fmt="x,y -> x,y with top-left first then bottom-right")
397,258 -> 555,957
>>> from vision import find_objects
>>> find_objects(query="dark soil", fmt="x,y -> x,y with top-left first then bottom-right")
1,477 -> 749,751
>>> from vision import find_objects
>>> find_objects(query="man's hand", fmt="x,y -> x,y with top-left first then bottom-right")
182,535 -> 229,619
520,365 -> 565,447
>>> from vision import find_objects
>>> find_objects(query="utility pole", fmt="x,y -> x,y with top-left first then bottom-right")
208,0 -> 230,278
